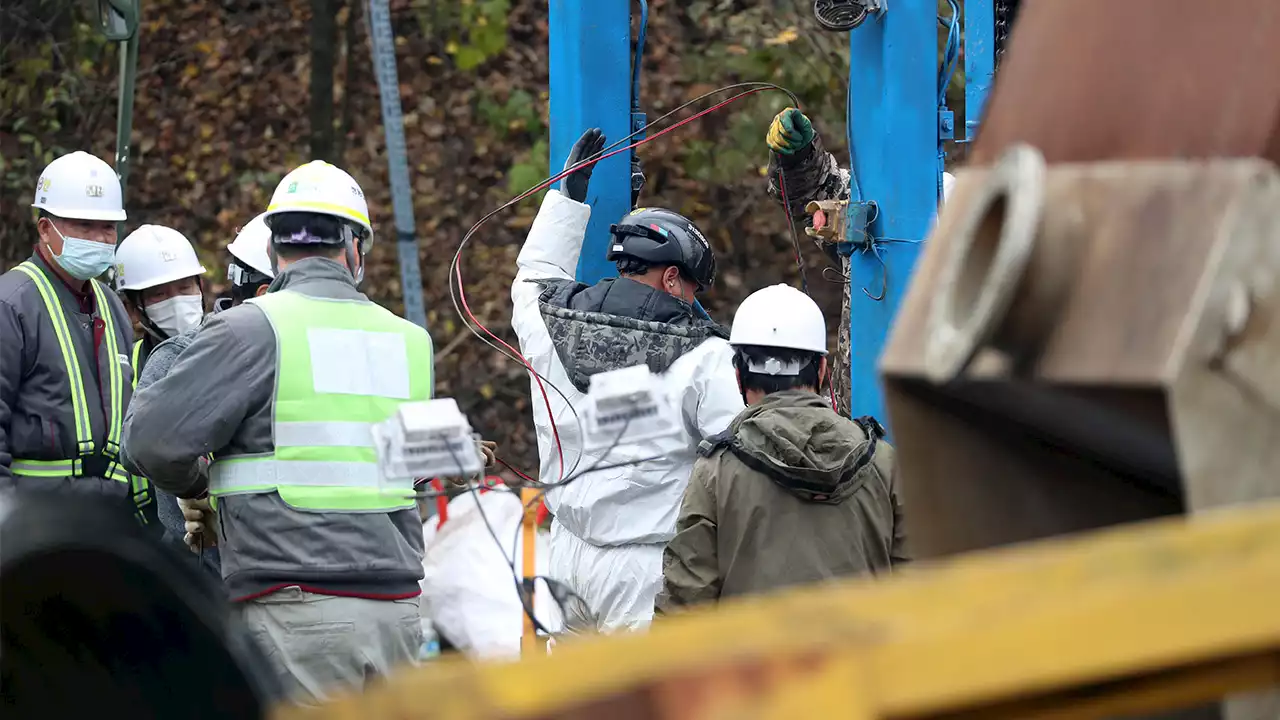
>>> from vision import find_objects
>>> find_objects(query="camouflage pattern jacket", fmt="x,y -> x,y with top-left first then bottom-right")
509,189 -> 744,549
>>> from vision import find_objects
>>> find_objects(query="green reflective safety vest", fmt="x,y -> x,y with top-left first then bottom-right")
208,290 -> 434,512
131,340 -> 144,388
128,339 -> 155,521
10,262 -> 151,523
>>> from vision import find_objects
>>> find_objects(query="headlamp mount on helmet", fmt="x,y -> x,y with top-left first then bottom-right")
227,259 -> 271,289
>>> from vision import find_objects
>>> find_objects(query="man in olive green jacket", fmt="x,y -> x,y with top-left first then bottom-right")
656,285 -> 907,612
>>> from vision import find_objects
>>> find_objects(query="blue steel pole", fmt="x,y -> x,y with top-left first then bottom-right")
964,0 -> 996,141
846,6 -> 938,432
549,0 -> 633,285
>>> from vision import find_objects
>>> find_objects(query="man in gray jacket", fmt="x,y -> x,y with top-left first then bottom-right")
123,161 -> 431,704
0,150 -> 151,524
125,214 -> 275,573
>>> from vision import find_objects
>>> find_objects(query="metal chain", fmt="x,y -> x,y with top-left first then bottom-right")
994,0 -> 1022,68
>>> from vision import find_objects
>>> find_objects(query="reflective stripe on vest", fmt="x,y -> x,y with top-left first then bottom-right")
131,339 -> 144,390
11,458 -> 81,477
11,262 -> 127,482
208,290 -> 433,512
13,262 -> 93,455
127,339 -> 155,514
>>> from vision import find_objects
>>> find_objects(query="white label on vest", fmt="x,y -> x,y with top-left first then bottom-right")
307,328 -> 411,398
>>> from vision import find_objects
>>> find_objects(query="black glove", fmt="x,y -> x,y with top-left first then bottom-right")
562,128 -> 606,203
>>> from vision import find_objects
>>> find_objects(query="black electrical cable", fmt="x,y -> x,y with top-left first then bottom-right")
775,167 -> 812,296
433,417 -> 648,638
497,418 -> 651,635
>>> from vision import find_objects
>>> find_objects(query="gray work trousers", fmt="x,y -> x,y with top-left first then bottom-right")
241,587 -> 423,705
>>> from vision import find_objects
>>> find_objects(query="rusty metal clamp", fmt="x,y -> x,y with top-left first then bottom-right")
805,199 -> 876,251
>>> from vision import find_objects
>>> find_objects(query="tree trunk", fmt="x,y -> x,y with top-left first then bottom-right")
309,0 -> 337,162
334,0 -> 360,161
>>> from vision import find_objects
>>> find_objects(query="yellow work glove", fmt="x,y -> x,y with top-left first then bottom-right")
767,107 -> 816,155
178,496 -> 218,552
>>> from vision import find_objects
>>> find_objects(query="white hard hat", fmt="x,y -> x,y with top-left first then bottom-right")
262,160 -> 372,239
32,151 -> 127,222
113,225 -> 207,291
730,284 -> 827,355
226,212 -> 275,278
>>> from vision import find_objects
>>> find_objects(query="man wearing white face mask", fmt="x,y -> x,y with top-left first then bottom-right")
0,150 -> 149,524
113,224 -> 208,380
112,224 -> 207,543
123,215 -> 274,571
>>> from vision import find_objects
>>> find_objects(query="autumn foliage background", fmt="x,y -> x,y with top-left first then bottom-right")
1,0 -> 963,471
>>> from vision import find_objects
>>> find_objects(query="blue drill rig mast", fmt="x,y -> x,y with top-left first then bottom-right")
548,0 -> 1021,429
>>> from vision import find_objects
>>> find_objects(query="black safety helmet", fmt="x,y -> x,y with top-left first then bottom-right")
607,208 -> 717,292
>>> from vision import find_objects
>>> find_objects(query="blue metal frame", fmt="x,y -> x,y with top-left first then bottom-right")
845,4 -> 939,431
964,0 -> 996,141
549,0 -> 634,285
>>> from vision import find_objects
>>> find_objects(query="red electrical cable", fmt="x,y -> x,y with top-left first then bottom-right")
454,87 -> 777,483
775,169 -> 810,296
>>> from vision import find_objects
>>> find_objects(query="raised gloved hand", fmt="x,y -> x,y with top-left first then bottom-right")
767,108 -> 816,155
561,128 -> 607,203
178,496 -> 218,552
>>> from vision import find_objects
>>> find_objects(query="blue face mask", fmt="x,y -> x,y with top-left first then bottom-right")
48,223 -> 116,281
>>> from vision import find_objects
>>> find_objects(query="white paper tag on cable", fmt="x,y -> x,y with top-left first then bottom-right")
583,365 -> 680,450
374,398 -> 483,481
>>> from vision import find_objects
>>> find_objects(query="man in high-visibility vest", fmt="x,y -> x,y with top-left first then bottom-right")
0,151 -> 151,523
122,161 -> 434,704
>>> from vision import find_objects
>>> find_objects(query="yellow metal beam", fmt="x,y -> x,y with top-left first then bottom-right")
519,486 -> 540,657
278,501 -> 1280,720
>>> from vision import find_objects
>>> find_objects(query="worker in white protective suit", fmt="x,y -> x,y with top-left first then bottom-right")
510,128 -> 745,634
418,480 -> 562,659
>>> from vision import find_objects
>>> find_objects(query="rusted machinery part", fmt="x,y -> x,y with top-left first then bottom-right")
803,199 -> 848,244
885,156 -> 1280,551
278,500 -> 1280,720
971,0 -> 1280,167
0,491 -> 282,718
886,156 -> 1280,719
924,144 -> 1049,383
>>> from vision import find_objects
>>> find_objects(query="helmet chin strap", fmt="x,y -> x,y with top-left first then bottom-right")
130,295 -> 169,343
